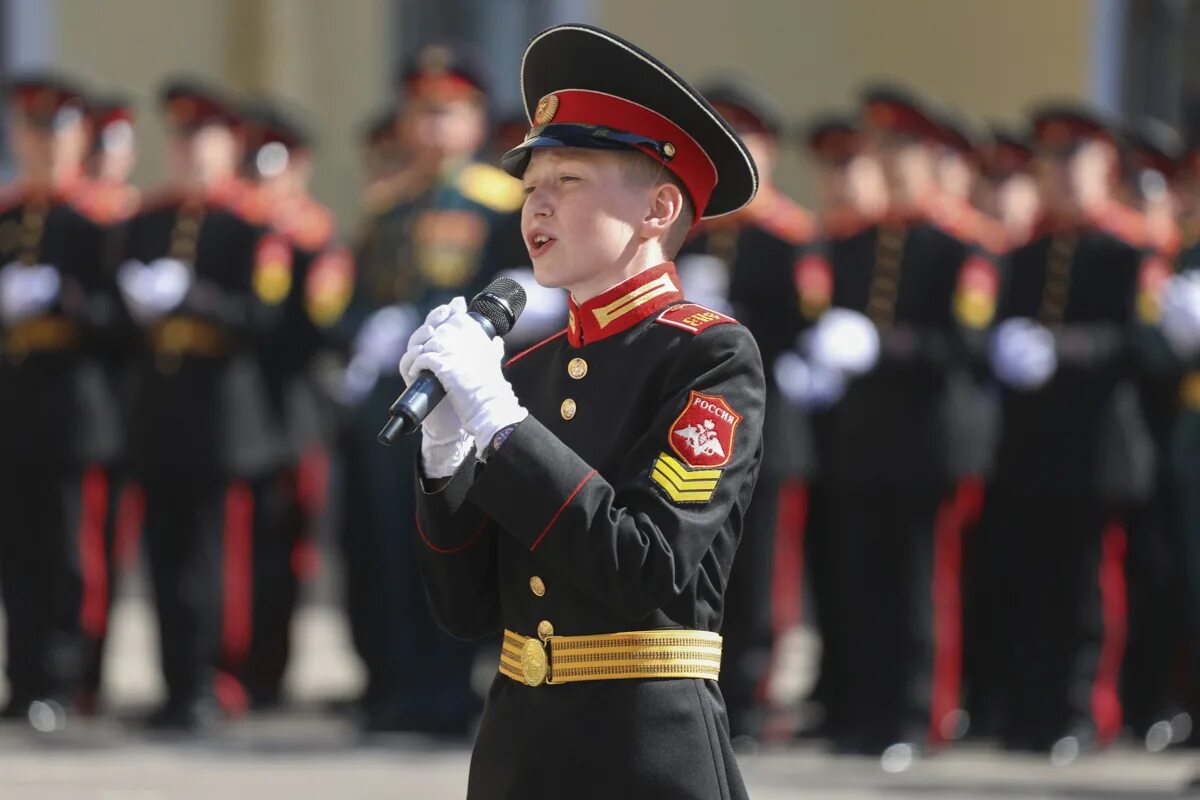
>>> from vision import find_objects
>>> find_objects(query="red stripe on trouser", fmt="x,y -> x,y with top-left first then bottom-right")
79,466 -> 111,639
1092,518 -> 1128,744
221,481 -> 255,666
770,479 -> 808,636
928,488 -> 964,744
291,446 -> 330,581
114,482 -> 146,572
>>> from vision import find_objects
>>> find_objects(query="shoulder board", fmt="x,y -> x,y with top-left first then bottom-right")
0,182 -> 26,214
759,195 -> 815,245
457,162 -> 524,213
1091,203 -> 1146,247
279,200 -> 336,252
655,303 -> 739,335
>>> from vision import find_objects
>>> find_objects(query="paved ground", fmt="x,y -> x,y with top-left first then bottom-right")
1,593 -> 1199,798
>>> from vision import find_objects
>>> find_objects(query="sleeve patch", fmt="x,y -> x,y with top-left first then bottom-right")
305,246 -> 355,327
794,254 -> 833,321
668,390 -> 741,468
650,452 -> 722,504
1137,254 -> 1172,324
253,234 -> 294,305
656,303 -> 737,334
954,255 -> 998,329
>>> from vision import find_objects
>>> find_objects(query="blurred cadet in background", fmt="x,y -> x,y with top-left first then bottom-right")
340,42 -> 522,734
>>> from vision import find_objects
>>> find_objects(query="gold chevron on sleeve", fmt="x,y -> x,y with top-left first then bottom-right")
650,452 -> 722,503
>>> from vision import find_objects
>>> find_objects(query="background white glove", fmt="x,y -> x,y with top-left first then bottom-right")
117,257 -> 192,326
341,303 -> 419,403
990,317 -> 1057,390
1160,272 -> 1200,359
807,308 -> 880,376
774,350 -> 847,410
407,305 -> 527,459
397,298 -> 476,477
0,262 -> 61,326
675,253 -> 734,315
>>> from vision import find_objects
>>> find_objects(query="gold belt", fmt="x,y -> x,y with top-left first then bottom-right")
149,317 -> 229,360
4,316 -> 79,361
1182,372 -> 1200,411
498,628 -> 722,687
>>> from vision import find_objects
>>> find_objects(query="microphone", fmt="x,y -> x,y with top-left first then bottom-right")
378,277 -> 527,445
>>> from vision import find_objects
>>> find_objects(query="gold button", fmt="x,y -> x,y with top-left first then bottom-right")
567,357 -> 588,380
560,398 -> 576,420
529,576 -> 546,597
537,620 -> 554,640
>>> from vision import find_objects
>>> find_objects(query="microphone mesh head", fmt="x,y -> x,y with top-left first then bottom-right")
469,276 -> 527,337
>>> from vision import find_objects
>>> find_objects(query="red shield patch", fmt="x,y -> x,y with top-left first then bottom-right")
668,391 -> 742,469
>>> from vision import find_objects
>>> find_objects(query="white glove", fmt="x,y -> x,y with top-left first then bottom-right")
117,257 -> 192,326
398,298 -> 474,478
0,262 -> 61,325
1160,272 -> 1200,359
407,304 -> 528,460
990,317 -> 1057,390
774,350 -> 846,410
807,308 -> 880,376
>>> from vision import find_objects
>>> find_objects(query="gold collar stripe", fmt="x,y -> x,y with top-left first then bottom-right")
591,273 -> 678,329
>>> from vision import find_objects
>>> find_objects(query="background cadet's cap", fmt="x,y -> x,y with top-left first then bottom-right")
803,113 -> 865,162
860,82 -> 943,142
8,72 -> 86,127
979,124 -> 1033,179
242,98 -> 312,152
1028,102 -> 1119,150
1124,118 -> 1183,178
932,107 -> 980,161
501,24 -> 758,219
159,77 -> 239,130
88,93 -> 134,129
399,42 -> 489,102
698,76 -> 784,139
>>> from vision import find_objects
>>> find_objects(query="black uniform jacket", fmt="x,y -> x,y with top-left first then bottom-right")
815,210 -> 989,493
991,207 -> 1153,501
415,262 -> 764,800
120,184 -> 286,477
0,181 -> 122,466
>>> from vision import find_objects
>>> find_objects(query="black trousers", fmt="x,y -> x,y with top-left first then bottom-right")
1121,472 -> 1183,733
976,492 -> 1107,746
142,469 -> 251,709
340,379 -> 478,729
719,470 -> 781,738
0,463 -> 92,705
829,488 -> 941,748
244,448 -> 328,705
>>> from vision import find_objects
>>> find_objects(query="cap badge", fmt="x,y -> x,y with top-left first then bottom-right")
534,94 -> 559,126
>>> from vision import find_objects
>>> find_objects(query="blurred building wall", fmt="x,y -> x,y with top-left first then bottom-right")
597,0 -> 1094,206
51,0 -> 392,236
40,0 -> 1097,226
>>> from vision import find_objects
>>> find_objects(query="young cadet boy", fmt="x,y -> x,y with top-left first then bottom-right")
399,24 -> 765,800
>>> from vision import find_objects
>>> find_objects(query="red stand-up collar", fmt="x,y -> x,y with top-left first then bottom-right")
566,262 -> 683,346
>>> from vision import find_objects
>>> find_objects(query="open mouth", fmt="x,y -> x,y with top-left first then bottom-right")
528,233 -> 557,257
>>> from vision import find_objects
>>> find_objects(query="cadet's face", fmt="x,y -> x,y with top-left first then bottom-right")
409,98 -> 485,162
520,148 -> 649,295
10,114 -> 53,180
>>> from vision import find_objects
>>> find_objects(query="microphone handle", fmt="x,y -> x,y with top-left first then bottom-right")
376,311 -> 499,446
378,371 -> 446,444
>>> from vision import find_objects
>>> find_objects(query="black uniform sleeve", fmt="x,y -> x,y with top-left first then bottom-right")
413,453 -> 501,639
466,324 -> 766,619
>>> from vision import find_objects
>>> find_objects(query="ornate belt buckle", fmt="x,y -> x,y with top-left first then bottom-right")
520,637 -> 548,686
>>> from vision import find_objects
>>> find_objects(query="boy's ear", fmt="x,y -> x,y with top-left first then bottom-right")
641,180 -> 685,240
